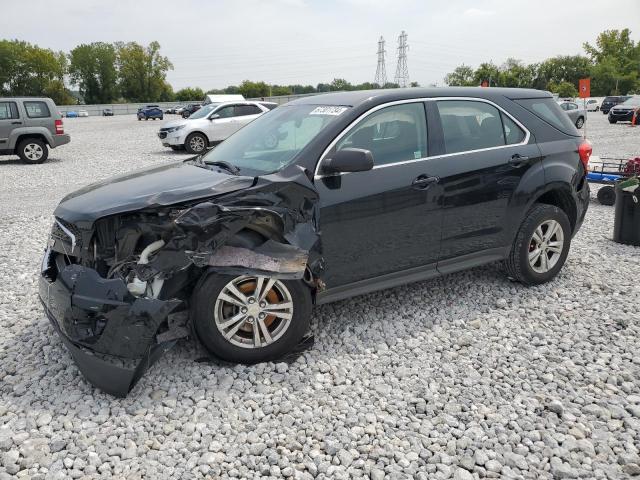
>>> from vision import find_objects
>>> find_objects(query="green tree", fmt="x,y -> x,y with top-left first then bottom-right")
499,58 -> 537,88
584,28 -> 639,95
175,87 -> 205,101
237,80 -> 270,98
270,85 -> 292,96
444,65 -> 476,86
548,81 -> 578,97
534,55 -> 592,91
116,41 -> 173,102
330,78 -> 352,91
474,62 -> 501,86
68,42 -> 118,103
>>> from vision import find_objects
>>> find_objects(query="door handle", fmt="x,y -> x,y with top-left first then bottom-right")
509,154 -> 530,167
412,175 -> 439,189
11,121 -> 22,125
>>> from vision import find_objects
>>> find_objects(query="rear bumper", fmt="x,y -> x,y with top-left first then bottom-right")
574,182 -> 590,235
39,258 -> 180,397
50,134 -> 71,148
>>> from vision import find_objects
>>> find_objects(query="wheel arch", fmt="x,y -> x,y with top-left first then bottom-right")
532,186 -> 578,233
12,132 -> 51,150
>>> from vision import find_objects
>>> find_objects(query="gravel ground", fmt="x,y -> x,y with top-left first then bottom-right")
0,112 -> 639,479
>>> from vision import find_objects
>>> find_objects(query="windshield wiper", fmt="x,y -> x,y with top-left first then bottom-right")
203,160 -> 240,175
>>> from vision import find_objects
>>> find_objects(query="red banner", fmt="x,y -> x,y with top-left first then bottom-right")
579,78 -> 590,98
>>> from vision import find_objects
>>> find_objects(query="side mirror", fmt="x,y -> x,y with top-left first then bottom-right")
322,148 -> 374,174
209,114 -> 220,120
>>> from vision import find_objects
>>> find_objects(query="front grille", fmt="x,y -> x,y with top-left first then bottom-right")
51,218 -> 83,250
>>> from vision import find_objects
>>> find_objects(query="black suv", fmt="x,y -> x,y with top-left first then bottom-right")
601,95 -> 631,114
39,88 -> 590,396
181,104 -> 202,118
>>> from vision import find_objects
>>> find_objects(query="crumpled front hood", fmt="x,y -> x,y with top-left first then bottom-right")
54,161 -> 255,225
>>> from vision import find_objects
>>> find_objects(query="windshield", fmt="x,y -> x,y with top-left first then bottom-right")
201,104 -> 349,175
188,103 -> 220,119
621,96 -> 640,107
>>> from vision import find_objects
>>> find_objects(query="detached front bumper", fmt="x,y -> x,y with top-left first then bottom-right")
39,256 -> 180,397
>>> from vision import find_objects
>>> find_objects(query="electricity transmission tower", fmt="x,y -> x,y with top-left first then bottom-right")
394,30 -> 409,87
374,36 -> 387,87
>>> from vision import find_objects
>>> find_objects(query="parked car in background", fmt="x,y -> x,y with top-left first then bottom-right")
584,98 -> 601,111
164,106 -> 180,114
66,111 -> 78,118
41,87 -> 590,396
102,108 -> 114,116
138,106 -> 164,121
608,96 -> 640,123
181,104 -> 202,118
601,96 -> 631,114
158,101 -> 277,153
0,97 -> 70,163
78,110 -> 89,117
559,101 -> 587,129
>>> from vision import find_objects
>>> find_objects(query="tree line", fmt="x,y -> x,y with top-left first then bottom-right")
0,40 -> 174,105
444,29 -> 640,97
1,28 -> 637,105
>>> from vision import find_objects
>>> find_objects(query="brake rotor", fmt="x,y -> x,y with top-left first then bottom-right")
238,279 -> 280,332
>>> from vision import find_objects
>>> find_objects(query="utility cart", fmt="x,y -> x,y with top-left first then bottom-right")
587,156 -> 640,205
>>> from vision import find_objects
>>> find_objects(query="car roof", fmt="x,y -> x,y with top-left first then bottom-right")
287,87 -> 552,107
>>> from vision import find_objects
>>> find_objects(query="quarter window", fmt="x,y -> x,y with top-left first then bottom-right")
24,101 -> 50,118
336,103 -> 427,166
501,113 -> 526,145
0,102 -> 19,120
436,100 -> 506,154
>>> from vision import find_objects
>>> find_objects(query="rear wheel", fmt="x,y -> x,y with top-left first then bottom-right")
505,204 -> 571,285
192,274 -> 311,363
575,117 -> 584,129
185,132 -> 208,154
597,186 -> 616,206
17,138 -> 48,164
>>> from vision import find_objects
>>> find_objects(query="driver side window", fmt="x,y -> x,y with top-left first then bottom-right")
215,106 -> 235,118
336,103 -> 428,166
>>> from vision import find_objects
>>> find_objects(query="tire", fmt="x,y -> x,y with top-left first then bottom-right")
505,204 -> 571,285
145,117 -> 149,121
184,132 -> 208,154
138,117 -> 141,121
575,117 -> 584,129
595,106 -> 600,112
192,274 -> 311,363
597,186 -> 616,206
609,117 -> 617,124
160,116 -> 163,120
17,138 -> 48,164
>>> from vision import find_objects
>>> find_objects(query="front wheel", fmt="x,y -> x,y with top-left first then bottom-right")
595,106 -> 600,112
184,132 -> 208,154
17,138 -> 48,164
192,274 -> 311,363
609,117 -> 617,124
505,204 -> 571,285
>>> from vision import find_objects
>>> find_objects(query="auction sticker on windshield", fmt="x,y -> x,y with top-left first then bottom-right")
309,106 -> 348,116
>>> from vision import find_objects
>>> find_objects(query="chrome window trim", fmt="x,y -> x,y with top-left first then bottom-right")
313,96 -> 531,179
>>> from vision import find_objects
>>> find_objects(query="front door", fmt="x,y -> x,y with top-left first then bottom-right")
209,105 -> 239,141
316,102 -> 443,288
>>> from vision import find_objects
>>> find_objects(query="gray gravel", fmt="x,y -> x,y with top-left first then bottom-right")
0,112 -> 639,479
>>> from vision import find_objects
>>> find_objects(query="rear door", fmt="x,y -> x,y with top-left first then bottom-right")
0,101 -> 20,149
425,98 -> 542,267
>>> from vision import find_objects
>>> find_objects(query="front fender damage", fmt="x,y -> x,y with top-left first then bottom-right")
41,167 -> 323,396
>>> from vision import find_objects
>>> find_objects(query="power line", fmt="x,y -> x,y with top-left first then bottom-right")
394,31 -> 409,87
374,36 -> 387,87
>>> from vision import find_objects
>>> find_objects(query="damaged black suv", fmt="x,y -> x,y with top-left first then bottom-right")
40,88 -> 590,396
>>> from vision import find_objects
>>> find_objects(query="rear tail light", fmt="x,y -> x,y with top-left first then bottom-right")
55,119 -> 64,135
578,140 -> 592,170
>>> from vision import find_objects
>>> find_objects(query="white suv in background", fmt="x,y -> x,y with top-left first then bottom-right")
158,101 -> 277,154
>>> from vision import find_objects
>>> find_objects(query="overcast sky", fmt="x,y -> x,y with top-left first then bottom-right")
2,0 -> 639,90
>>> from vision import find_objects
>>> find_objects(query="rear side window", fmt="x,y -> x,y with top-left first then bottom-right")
337,102 -> 428,166
515,98 -> 579,136
0,102 -> 19,120
436,100 -> 508,154
24,101 -> 51,118
234,105 -> 263,116
260,103 -> 278,111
